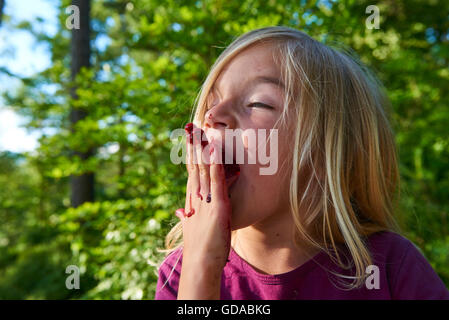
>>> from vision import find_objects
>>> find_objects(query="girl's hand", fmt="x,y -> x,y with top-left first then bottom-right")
176,123 -> 231,299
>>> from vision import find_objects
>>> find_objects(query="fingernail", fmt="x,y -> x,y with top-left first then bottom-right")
206,193 -> 211,203
197,191 -> 203,200
175,208 -> 185,219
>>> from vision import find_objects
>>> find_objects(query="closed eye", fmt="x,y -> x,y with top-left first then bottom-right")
248,102 -> 274,109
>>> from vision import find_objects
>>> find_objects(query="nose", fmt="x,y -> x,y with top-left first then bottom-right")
204,100 -> 236,132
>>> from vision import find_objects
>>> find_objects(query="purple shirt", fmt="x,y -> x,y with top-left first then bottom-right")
155,231 -> 449,300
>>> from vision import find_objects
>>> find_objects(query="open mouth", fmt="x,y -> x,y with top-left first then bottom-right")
185,122 -> 240,189
222,147 -> 240,189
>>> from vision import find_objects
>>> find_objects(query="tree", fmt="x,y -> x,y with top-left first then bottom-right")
0,0 -> 5,27
70,0 -> 94,207
0,0 -> 447,299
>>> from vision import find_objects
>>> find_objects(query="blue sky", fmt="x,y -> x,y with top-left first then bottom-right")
0,0 -> 58,153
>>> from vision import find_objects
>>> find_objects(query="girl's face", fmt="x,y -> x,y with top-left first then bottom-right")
204,43 -> 292,230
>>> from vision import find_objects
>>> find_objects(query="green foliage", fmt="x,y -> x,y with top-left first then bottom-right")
0,0 -> 448,299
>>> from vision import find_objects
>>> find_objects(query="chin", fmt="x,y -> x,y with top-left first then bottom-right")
230,217 -> 249,231
229,200 -> 241,230
229,201 -> 257,231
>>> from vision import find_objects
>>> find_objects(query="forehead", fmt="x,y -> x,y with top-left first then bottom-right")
212,43 -> 283,92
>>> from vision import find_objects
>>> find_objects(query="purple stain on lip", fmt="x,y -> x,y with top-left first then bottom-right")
185,123 -> 208,147
184,122 -> 194,133
185,123 -> 194,144
185,123 -> 240,185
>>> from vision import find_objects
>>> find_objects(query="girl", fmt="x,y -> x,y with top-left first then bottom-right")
155,26 -> 449,300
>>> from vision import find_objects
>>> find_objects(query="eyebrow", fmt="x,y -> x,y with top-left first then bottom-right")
211,75 -> 285,95
253,75 -> 285,89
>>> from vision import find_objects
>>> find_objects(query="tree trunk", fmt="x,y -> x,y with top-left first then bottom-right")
70,0 -> 94,208
0,0 -> 5,27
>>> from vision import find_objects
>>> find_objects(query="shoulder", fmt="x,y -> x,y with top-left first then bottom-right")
366,230 -> 413,261
366,231 -> 449,299
364,230 -> 415,277
158,247 -> 183,273
154,247 -> 183,300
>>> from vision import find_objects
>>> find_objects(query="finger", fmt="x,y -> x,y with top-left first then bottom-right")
185,123 -> 199,217
210,140 -> 227,201
194,128 -> 211,200
175,208 -> 186,220
185,124 -> 199,191
184,123 -> 196,175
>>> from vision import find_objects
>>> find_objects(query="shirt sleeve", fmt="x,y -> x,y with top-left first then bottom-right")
154,250 -> 182,300
391,241 -> 449,300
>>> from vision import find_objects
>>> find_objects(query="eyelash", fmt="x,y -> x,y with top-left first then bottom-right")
248,102 -> 274,109
207,102 -> 274,110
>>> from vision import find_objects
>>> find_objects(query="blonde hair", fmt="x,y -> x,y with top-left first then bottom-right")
163,26 -> 400,289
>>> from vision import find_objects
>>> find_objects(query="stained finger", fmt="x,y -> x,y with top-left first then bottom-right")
194,128 -> 211,200
210,140 -> 227,201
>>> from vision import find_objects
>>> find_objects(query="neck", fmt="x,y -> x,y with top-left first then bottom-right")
231,211 -> 318,275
